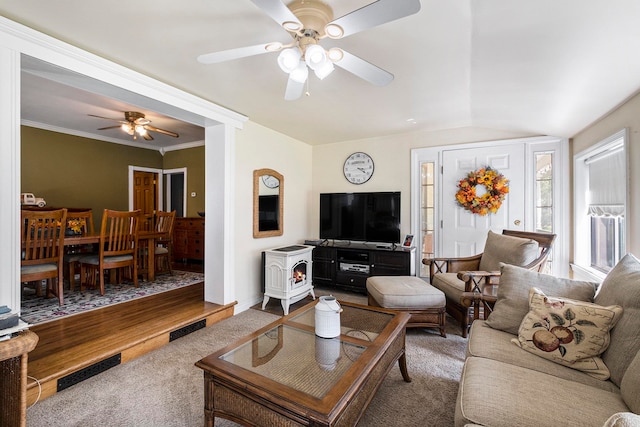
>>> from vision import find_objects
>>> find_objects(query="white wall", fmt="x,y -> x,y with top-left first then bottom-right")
233,121 -> 313,312
572,91 -> 640,258
311,127 -> 534,241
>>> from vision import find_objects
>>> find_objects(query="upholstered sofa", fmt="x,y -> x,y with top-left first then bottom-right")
455,255 -> 640,427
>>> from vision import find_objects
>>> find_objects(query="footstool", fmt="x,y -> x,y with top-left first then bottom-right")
366,276 -> 446,337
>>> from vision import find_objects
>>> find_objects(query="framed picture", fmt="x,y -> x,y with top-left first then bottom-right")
403,234 -> 414,247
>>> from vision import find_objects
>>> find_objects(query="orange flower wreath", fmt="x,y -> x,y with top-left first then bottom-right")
455,167 -> 509,216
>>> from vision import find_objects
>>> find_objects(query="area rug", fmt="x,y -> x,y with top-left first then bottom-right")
21,270 -> 204,325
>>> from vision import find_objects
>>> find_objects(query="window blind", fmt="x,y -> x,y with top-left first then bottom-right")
586,144 -> 625,217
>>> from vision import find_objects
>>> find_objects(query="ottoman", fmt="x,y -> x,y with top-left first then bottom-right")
366,276 -> 446,337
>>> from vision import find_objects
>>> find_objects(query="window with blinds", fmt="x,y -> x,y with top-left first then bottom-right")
574,130 -> 627,275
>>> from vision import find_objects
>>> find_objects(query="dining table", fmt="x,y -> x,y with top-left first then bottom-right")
64,230 -> 166,282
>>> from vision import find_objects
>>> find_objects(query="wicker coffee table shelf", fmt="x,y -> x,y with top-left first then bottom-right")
196,300 -> 410,427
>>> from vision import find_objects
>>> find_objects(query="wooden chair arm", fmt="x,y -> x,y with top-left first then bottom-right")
457,270 -> 501,292
423,254 -> 483,281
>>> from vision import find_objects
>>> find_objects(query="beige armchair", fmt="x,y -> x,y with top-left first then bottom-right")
423,230 -> 556,337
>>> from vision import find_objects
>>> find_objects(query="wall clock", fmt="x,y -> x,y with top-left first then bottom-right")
343,152 -> 374,184
261,174 -> 280,188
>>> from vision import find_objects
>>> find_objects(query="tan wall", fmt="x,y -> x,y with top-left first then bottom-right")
571,91 -> 640,258
311,127 -> 534,241
21,126 -> 163,226
163,146 -> 205,217
234,121 -> 313,309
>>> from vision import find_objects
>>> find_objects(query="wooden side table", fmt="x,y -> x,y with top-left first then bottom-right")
0,330 -> 39,427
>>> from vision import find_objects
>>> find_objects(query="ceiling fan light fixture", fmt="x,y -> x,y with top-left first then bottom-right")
314,61 -> 334,80
327,47 -> 344,62
289,62 -> 309,83
324,23 -> 344,39
121,123 -> 134,135
135,125 -> 147,136
277,48 -> 301,73
304,44 -> 327,70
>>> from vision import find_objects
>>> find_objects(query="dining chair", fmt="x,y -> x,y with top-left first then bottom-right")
79,209 -> 140,296
63,209 -> 95,291
154,210 -> 176,276
21,208 -> 68,306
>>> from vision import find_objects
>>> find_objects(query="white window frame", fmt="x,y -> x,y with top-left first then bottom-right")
572,128 -> 628,282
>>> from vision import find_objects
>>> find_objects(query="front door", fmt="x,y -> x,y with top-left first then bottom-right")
441,144 -> 525,257
133,170 -> 158,231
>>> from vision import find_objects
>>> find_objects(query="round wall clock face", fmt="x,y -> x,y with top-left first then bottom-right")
343,152 -> 374,184
261,175 -> 280,188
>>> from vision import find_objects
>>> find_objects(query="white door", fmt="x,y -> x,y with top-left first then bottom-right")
441,144 -> 526,257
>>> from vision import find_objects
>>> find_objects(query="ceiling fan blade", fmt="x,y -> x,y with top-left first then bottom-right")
97,125 -> 122,130
88,114 -> 123,122
284,77 -> 305,101
250,0 -> 302,30
144,125 -> 179,138
334,51 -> 393,86
142,132 -> 154,141
328,0 -> 421,39
197,43 -> 279,64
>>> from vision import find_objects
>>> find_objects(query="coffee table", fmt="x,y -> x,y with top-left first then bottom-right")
195,300 -> 411,427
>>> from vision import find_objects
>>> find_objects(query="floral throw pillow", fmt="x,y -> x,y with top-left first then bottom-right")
512,288 -> 623,380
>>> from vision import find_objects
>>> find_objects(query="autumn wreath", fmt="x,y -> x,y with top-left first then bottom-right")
455,167 -> 509,215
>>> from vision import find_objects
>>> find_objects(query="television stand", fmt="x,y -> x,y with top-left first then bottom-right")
311,242 -> 415,294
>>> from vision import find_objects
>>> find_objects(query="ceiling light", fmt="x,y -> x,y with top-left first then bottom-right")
324,23 -> 344,39
289,62 -> 309,83
314,61 -> 334,80
121,123 -> 134,135
277,48 -> 301,73
304,44 -> 327,71
135,125 -> 147,136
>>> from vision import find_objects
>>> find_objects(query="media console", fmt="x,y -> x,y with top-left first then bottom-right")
311,242 -> 415,294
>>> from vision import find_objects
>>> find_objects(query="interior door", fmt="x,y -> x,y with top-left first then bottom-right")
133,170 -> 158,231
441,144 -> 525,257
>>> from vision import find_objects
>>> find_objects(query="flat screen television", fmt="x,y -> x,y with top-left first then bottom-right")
319,192 -> 401,244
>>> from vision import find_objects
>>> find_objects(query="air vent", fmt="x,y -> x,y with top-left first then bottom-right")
57,353 -> 121,391
169,319 -> 206,342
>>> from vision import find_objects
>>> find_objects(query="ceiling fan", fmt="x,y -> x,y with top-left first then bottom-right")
197,0 -> 421,100
89,111 -> 179,141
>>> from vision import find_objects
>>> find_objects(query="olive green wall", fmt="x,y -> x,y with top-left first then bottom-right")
163,146 -> 205,217
21,126 -> 164,226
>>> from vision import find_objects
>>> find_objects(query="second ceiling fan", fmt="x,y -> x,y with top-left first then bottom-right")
89,111 -> 179,141
197,0 -> 421,100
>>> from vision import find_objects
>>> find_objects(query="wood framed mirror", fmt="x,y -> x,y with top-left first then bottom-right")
253,168 -> 283,238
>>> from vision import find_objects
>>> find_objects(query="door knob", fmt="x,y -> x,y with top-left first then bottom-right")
514,220 -> 521,226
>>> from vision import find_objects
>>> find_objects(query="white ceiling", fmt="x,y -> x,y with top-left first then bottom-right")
3,0 -> 640,147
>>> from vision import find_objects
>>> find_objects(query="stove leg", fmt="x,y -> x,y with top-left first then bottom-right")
261,295 -> 270,310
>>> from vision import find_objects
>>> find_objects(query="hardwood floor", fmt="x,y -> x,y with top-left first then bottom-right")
26,276 -> 235,406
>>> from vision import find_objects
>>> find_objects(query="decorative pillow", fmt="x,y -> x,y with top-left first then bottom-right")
485,264 -> 598,335
478,230 -> 539,271
512,288 -> 623,380
595,253 -> 640,387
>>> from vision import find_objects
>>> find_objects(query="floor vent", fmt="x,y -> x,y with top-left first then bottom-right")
57,353 -> 121,392
170,319 -> 206,342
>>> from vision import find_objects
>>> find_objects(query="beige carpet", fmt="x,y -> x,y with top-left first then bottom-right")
26,290 -> 466,426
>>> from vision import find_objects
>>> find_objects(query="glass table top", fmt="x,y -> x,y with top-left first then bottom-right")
218,303 -> 395,399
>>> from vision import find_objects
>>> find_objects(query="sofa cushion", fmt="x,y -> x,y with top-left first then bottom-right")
467,321 -> 620,392
455,356 -> 629,427
478,230 -> 539,272
431,272 -> 466,301
603,413 -> 640,427
620,350 -> 640,414
485,264 -> 598,335
512,288 -> 623,380
595,253 -> 640,388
